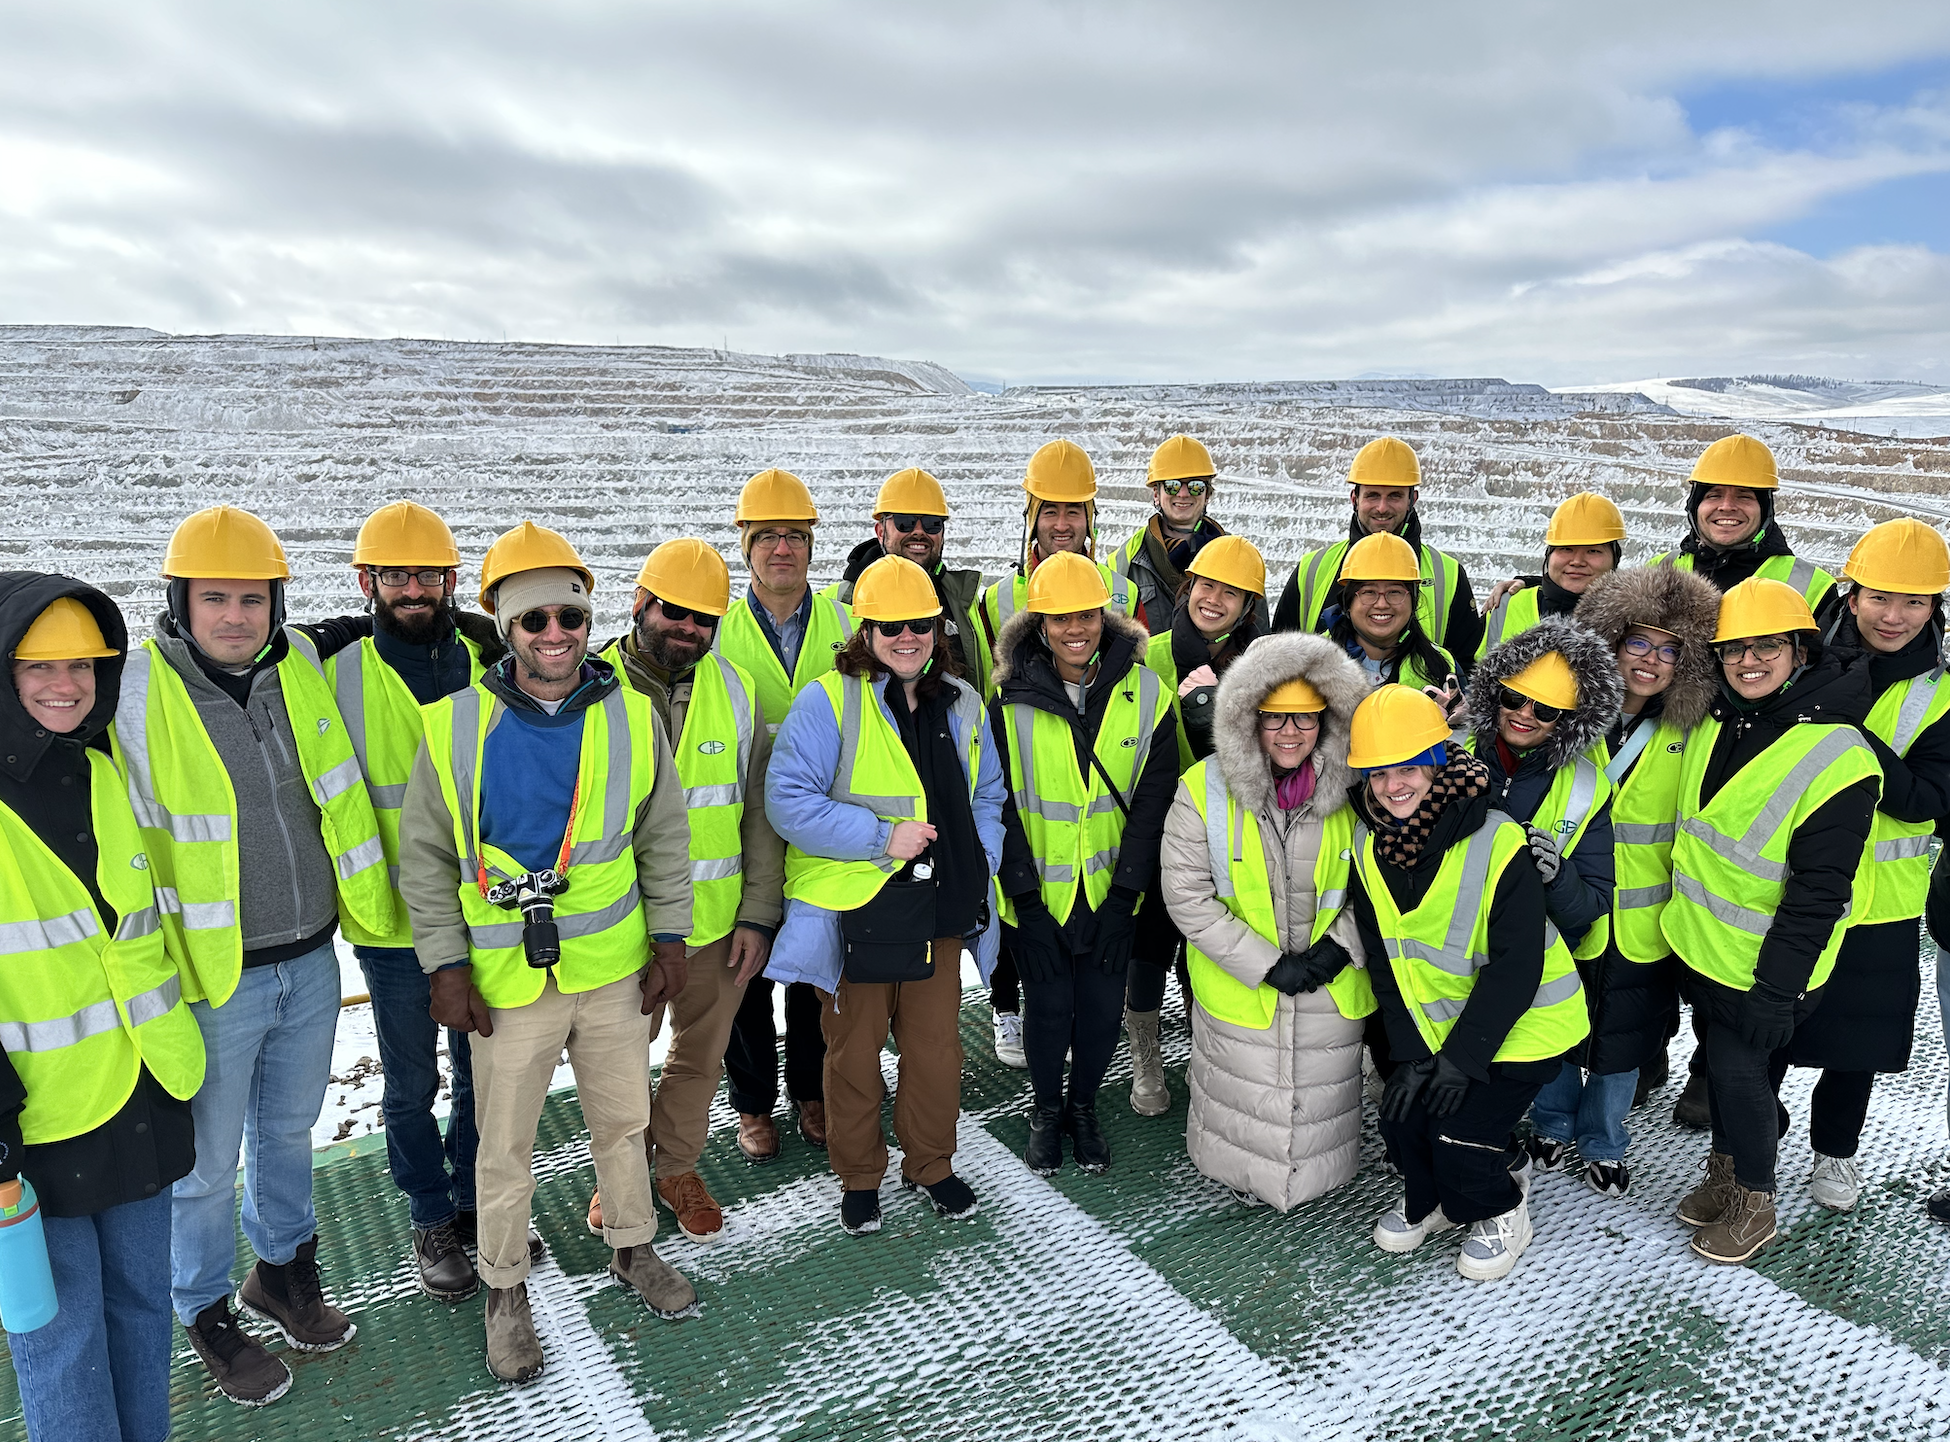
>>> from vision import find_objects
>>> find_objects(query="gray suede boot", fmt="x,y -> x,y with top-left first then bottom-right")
1125,1007 -> 1170,1117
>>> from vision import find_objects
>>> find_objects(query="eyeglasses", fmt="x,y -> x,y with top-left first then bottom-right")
1498,687 -> 1565,724
750,529 -> 810,551
372,568 -> 450,588
887,514 -> 945,536
871,619 -> 933,639
1622,636 -> 1682,665
1159,479 -> 1210,497
1716,637 -> 1791,665
1352,585 -> 1413,606
1258,711 -> 1322,733
517,607 -> 588,634
651,599 -> 718,630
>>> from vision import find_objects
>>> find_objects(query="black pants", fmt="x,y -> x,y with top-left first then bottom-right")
724,977 -> 826,1114
989,945 -> 1020,1015
1125,890 -> 1190,1013
1021,962 -> 1127,1111
1804,1069 -> 1876,1159
1703,1022 -> 1794,1192
1379,1069 -> 1541,1228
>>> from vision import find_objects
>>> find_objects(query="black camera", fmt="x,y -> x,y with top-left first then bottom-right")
485,869 -> 571,969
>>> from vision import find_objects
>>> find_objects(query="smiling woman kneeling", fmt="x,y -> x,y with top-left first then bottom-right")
1345,685 -> 1589,1282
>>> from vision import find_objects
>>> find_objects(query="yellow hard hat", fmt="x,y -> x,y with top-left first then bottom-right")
1148,435 -> 1215,483
1504,652 -> 1579,711
1347,684 -> 1451,770
161,505 -> 290,581
1026,551 -> 1111,614
1023,439 -> 1098,503
873,468 -> 948,518
1185,536 -> 1266,597
1260,676 -> 1326,713
1844,518 -> 1950,595
478,522 -> 595,613
636,538 -> 730,617
353,501 -> 460,569
1691,434 -> 1778,492
851,555 -> 942,623
14,597 -> 117,660
1348,436 -> 1420,490
1714,576 -> 1816,642
1340,532 -> 1423,584
1546,492 -> 1626,547
736,468 -> 819,525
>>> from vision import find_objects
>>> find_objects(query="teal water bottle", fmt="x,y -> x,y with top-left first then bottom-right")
0,1177 -> 58,1333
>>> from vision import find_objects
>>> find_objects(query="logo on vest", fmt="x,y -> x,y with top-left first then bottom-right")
1555,819 -> 1577,836
1121,736 -> 1138,748
1667,742 -> 1684,754
317,718 -> 331,735
131,853 -> 149,870
698,740 -> 726,755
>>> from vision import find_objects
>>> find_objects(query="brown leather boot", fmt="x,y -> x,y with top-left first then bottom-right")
797,1099 -> 828,1149
1690,1182 -> 1777,1265
737,1112 -> 780,1162
1675,1150 -> 1737,1228
236,1236 -> 355,1351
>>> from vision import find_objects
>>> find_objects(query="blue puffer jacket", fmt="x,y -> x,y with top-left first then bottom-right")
763,671 -> 1005,992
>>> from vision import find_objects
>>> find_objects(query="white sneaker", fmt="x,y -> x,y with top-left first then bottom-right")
1809,1152 -> 1863,1211
992,1011 -> 1027,1069
1372,1195 -> 1458,1253
1457,1198 -> 1532,1281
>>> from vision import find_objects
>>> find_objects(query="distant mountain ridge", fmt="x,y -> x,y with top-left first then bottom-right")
1566,373 -> 1950,438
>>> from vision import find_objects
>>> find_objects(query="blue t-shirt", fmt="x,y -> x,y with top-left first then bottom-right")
480,703 -> 584,873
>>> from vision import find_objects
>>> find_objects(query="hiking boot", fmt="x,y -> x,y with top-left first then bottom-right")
1124,1007 -> 1170,1117
1065,1100 -> 1112,1174
840,1188 -> 883,1235
1024,1103 -> 1064,1176
1632,1048 -> 1670,1108
1373,1197 -> 1457,1253
412,1219 -> 479,1302
185,1297 -> 292,1407
1676,1150 -> 1737,1228
657,1172 -> 726,1242
796,1099 -> 828,1149
1809,1152 -> 1863,1212
1672,1069 -> 1712,1129
484,1284 -> 544,1383
609,1244 -> 697,1317
992,1010 -> 1027,1069
1585,1159 -> 1631,1198
1457,1198 -> 1533,1281
1522,1135 -> 1569,1173
237,1236 -> 355,1352
1928,1189 -> 1950,1224
902,1173 -> 979,1220
454,1209 -> 543,1261
737,1112 -> 781,1163
1691,1182 -> 1777,1264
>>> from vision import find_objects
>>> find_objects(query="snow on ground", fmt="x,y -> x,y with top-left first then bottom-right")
1568,374 -> 1950,439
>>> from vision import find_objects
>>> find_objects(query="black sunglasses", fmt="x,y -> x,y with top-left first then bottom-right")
1498,687 -> 1565,724
871,619 -> 934,639
888,514 -> 946,536
650,598 -> 719,629
517,607 -> 588,634
1158,478 -> 1210,497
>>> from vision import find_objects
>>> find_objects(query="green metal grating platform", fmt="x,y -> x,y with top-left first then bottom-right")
6,943 -> 1950,1442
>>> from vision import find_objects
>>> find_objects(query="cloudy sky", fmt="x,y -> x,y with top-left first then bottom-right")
3,1 -> 1947,386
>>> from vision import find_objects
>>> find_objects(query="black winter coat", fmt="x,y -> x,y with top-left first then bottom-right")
1476,741 -> 1616,956
1670,485 -> 1844,630
0,572 -> 196,1217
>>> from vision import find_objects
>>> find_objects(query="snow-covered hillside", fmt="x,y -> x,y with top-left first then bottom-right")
1567,375 -> 1950,439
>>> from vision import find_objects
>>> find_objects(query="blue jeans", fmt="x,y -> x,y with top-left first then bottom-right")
355,945 -> 476,1228
7,1190 -> 173,1442
170,941 -> 340,1323
1938,946 -> 1950,1139
1530,1061 -> 1637,1163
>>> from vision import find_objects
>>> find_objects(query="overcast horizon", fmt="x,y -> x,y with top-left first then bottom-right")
3,2 -> 1947,389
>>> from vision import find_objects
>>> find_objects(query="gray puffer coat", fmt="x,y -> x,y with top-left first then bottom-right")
1161,632 -> 1372,1210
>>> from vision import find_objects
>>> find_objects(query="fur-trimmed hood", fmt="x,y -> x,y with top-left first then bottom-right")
990,603 -> 1152,692
1210,632 -> 1370,819
1468,615 -> 1623,768
1573,565 -> 1721,731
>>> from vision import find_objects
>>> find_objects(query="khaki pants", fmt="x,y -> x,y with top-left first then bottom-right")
648,933 -> 747,1178
470,972 -> 659,1289
819,938 -> 964,1190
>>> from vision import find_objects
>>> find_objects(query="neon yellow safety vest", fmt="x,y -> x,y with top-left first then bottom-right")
820,571 -> 995,700
599,642 -> 758,947
781,671 -> 986,913
1354,811 -> 1590,1061
714,592 -> 854,738
1384,640 -> 1457,694
420,682 -> 659,1009
0,753 -> 205,1144
1476,587 -> 1541,661
1287,539 -> 1464,653
326,632 -> 486,948
1662,719 -> 1881,992
1143,630 -> 1208,775
1647,551 -> 1837,612
996,663 -> 1170,926
1464,738 -> 1613,960
111,631 -> 394,1006
1180,757 -> 1373,1026
976,564 -> 1136,699
1605,719 -> 1691,963
1859,667 -> 1950,924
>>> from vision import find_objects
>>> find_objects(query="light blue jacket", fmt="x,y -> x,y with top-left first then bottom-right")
763,671 -> 1005,992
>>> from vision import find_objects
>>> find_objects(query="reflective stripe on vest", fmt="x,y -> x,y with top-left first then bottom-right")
1477,587 -> 1540,661
1463,738 -> 1613,958
1608,720 -> 1689,962
712,594 -> 854,738
675,654 -> 755,945
1294,539 -> 1457,650
1861,666 -> 1950,924
1648,550 -> 1835,610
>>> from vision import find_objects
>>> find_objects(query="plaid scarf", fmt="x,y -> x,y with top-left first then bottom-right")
1364,751 -> 1491,869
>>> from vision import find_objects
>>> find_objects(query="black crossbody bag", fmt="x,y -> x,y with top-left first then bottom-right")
841,864 -> 938,983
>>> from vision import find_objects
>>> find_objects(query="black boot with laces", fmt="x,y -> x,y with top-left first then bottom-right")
185,1296 -> 292,1407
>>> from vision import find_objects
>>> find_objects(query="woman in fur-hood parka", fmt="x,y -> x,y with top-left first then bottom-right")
1573,563 -> 1722,734
1158,632 -> 1373,1210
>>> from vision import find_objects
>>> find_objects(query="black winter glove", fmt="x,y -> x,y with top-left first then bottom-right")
1380,1055 -> 1437,1122
1737,977 -> 1798,1054
1524,824 -> 1561,884
1262,950 -> 1313,995
1293,935 -> 1353,992
1092,886 -> 1142,975
1010,896 -> 1070,985
1423,1053 -> 1472,1119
